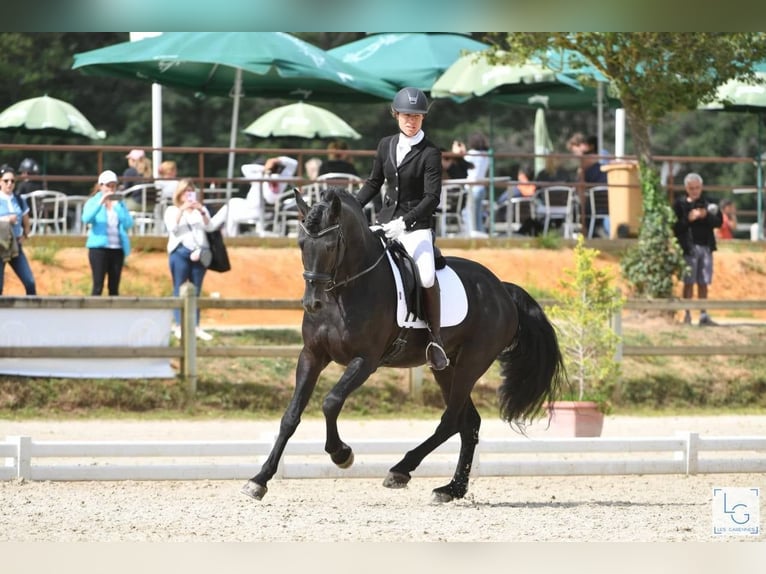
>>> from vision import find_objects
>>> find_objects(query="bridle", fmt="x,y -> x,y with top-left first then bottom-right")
299,221 -> 389,292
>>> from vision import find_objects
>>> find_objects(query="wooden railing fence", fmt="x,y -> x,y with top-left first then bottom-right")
1,285 -> 765,394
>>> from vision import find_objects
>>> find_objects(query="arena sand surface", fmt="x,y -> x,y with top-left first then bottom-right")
1,416 -> 764,542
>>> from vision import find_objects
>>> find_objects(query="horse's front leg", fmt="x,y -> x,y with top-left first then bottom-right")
241,347 -> 328,501
322,356 -> 376,468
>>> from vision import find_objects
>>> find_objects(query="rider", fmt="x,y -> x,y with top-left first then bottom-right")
356,87 -> 449,371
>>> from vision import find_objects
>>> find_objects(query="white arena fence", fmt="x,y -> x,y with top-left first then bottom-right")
2,432 -> 765,482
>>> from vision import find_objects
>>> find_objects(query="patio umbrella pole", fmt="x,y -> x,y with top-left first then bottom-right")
152,83 -> 162,178
226,68 -> 243,198
758,112 -> 763,240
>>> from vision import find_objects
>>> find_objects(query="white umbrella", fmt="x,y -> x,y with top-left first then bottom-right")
243,102 -> 361,140
533,107 -> 553,177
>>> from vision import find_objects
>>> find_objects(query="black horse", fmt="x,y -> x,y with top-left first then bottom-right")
242,187 -> 565,503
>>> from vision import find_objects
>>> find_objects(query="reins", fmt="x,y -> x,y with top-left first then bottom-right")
299,221 -> 390,292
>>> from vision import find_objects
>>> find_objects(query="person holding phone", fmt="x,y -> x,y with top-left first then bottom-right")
81,170 -> 134,296
164,179 -> 217,340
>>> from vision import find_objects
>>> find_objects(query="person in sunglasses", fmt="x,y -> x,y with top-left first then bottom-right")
0,166 -> 36,295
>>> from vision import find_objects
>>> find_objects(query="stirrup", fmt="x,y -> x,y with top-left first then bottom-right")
425,341 -> 450,371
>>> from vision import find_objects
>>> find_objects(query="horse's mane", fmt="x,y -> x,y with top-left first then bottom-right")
304,187 -> 368,236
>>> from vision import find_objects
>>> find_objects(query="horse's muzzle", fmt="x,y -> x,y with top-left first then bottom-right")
302,287 -> 324,313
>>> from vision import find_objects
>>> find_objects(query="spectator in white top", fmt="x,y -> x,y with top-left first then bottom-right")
462,132 -> 490,234
211,155 -> 298,237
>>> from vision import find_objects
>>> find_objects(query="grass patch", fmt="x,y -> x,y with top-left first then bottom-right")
28,245 -> 61,266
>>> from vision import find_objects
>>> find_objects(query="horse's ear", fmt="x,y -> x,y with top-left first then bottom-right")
294,188 -> 310,219
329,193 -> 341,222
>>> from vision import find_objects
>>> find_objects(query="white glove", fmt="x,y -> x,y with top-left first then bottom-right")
382,217 -> 406,240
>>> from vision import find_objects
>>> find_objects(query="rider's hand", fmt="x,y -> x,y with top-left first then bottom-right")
382,217 -> 406,240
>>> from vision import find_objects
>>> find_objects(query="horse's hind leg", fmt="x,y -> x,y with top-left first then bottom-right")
242,348 -> 328,501
384,365 -> 481,501
431,399 -> 481,503
322,356 -> 376,468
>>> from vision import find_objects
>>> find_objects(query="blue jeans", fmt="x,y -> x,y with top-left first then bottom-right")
169,245 -> 207,325
0,243 -> 37,295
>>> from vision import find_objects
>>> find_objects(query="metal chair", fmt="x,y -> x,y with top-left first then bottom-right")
436,183 -> 468,237
123,183 -> 160,235
587,185 -> 610,238
536,185 -> 577,236
24,190 -> 69,235
315,172 -> 368,222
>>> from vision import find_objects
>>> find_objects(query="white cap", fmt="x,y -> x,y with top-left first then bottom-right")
97,170 -> 118,185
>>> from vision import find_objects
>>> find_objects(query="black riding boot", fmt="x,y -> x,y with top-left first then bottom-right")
422,279 -> 449,371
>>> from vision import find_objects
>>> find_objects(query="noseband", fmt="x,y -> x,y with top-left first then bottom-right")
299,221 -> 389,291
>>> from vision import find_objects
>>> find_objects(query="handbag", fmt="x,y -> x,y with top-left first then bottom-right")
205,228 -> 231,273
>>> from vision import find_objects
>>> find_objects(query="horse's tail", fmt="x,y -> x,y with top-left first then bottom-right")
497,282 -> 565,430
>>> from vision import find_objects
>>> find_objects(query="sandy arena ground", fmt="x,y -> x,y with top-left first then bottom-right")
1,415 -> 764,542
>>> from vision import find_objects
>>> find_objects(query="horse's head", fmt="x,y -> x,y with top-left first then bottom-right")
296,186 -> 371,313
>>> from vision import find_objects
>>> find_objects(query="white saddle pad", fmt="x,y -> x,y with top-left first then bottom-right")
385,251 -> 468,329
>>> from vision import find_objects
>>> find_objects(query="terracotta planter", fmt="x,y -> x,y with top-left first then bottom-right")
545,401 -> 605,437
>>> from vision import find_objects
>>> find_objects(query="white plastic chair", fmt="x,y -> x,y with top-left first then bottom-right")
24,190 -> 68,235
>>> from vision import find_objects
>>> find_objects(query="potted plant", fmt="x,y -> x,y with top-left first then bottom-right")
545,235 -> 624,436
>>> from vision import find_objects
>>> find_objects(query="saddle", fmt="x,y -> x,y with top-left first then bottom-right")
385,239 -> 447,323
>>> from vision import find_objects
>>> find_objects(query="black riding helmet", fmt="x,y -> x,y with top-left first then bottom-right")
391,87 -> 430,115
18,157 -> 39,175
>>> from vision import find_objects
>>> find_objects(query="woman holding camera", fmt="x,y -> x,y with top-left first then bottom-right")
164,179 -> 217,340
81,170 -> 134,296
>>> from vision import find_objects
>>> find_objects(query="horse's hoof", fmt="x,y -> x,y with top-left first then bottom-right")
241,480 -> 267,501
431,489 -> 455,504
330,446 -> 354,469
336,450 -> 354,469
382,471 -> 411,489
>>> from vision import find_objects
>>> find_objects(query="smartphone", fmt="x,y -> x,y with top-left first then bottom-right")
185,191 -> 197,202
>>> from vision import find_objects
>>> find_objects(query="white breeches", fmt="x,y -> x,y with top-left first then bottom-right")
397,228 -> 436,288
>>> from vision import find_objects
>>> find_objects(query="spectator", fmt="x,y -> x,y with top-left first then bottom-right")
16,157 -> 41,197
211,155 -> 298,237
319,140 -> 358,176
535,154 -> 572,183
0,166 -> 36,295
122,149 -> 152,210
715,198 -> 737,240
155,160 -> 179,201
567,132 -> 607,184
81,170 -> 134,296
463,132 -> 491,234
163,179 -> 217,340
673,172 -> 723,326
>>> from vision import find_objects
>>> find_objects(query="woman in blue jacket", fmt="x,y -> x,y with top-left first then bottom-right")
81,170 -> 134,296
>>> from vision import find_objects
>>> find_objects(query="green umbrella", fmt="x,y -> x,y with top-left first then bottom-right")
0,95 -> 106,140
72,32 -> 396,191
329,33 -> 488,91
243,102 -> 361,140
700,71 -> 766,238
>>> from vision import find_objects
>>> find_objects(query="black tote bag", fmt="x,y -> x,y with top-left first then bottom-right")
205,228 -> 231,273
